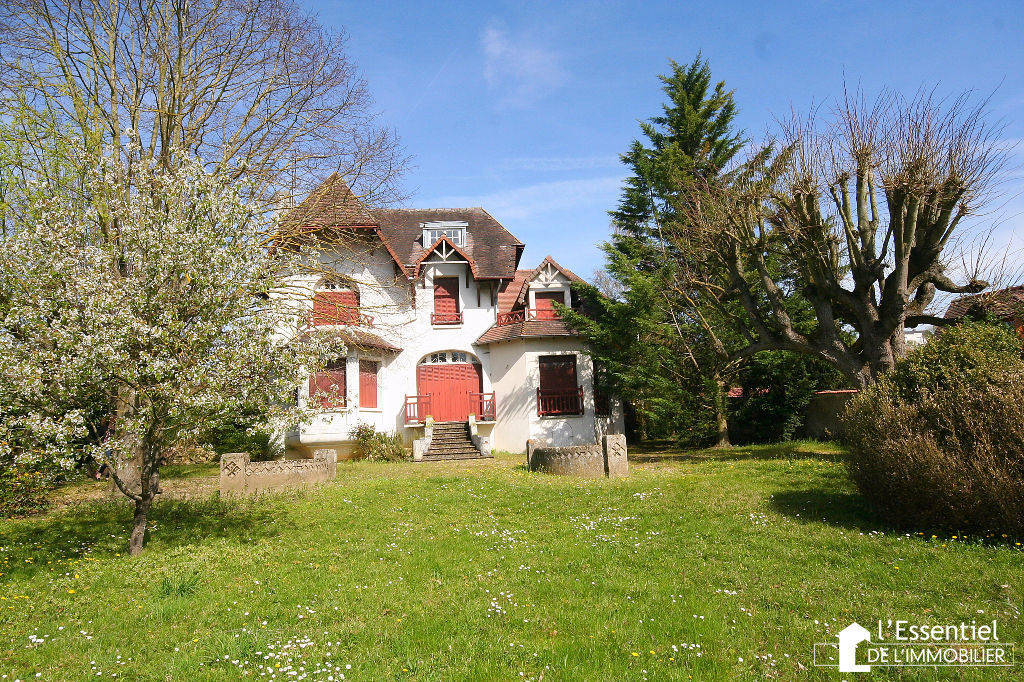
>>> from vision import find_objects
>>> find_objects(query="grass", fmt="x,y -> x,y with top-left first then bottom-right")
1,441 -> 1020,680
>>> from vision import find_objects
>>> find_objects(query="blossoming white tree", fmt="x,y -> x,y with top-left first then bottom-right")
0,147 -> 333,554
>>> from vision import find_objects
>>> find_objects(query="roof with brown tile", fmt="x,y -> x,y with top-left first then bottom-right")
476,255 -> 588,345
373,207 -> 523,279
298,326 -> 401,353
498,270 -> 535,314
944,285 -> 1024,321
511,256 -> 586,307
279,173 -> 379,230
281,176 -> 525,280
475,318 -> 578,345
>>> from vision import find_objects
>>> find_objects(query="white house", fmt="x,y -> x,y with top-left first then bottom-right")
279,174 -> 624,460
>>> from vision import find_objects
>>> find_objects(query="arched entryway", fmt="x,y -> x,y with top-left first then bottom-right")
416,351 -> 483,422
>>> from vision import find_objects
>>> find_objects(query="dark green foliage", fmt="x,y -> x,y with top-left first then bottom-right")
728,351 -> 847,444
199,409 -> 279,462
350,424 -> 407,462
883,321 -> 1023,401
0,461 -> 49,517
613,54 -> 744,243
567,55 -> 747,444
843,322 -> 1024,535
564,255 -> 713,444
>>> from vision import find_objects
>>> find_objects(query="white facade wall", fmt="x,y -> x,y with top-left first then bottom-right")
489,337 -> 625,453
281,244 -> 623,457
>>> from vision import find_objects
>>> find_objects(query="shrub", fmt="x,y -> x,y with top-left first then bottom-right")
198,409 -> 281,462
884,321 -> 1024,400
0,462 -> 49,518
349,424 -> 408,462
842,322 -> 1024,536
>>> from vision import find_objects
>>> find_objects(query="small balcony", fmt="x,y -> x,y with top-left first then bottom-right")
431,311 -> 463,326
537,387 -> 585,416
469,392 -> 496,422
404,392 -> 496,424
496,307 -> 573,326
404,394 -> 432,424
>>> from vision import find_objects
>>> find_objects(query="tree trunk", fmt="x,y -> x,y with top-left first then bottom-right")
128,492 -> 153,556
713,377 -> 731,448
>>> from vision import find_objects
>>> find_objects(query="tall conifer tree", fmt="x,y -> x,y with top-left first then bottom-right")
566,55 -> 745,445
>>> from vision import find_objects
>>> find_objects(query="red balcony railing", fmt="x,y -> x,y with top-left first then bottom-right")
496,307 -> 568,326
468,392 -> 496,421
537,387 -> 584,416
431,311 -> 463,325
405,394 -> 432,424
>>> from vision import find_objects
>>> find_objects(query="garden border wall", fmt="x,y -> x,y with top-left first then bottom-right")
220,449 -> 337,496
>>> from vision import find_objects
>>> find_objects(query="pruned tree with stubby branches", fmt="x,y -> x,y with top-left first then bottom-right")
673,88 -> 1009,388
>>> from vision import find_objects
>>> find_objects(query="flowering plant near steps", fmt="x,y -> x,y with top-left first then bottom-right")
349,423 -> 408,462
0,147 -> 337,553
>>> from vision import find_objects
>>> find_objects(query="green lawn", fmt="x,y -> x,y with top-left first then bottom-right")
1,442 -> 1020,680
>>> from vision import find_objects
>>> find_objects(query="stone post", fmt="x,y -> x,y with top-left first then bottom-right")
413,417 -> 434,461
526,439 -> 536,469
313,448 -> 338,478
602,434 -> 628,478
467,415 -> 492,457
220,452 -> 250,496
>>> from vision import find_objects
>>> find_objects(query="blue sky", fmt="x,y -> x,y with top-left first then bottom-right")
310,0 -> 1024,278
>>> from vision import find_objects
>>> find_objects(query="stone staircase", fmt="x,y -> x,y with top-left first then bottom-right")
422,421 -> 490,461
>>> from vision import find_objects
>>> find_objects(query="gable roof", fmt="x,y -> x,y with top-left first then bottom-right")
944,285 -> 1024,321
374,208 -> 523,279
282,176 -> 526,280
410,236 -> 481,278
514,256 -> 586,307
476,255 -> 588,345
280,173 -> 378,230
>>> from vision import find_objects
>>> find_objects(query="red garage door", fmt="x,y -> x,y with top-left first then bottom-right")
416,362 -> 483,422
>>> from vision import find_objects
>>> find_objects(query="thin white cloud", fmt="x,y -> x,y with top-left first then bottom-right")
496,155 -> 621,172
422,176 -> 623,221
481,22 -> 567,107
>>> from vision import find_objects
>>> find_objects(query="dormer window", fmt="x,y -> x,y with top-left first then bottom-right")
422,221 -> 467,247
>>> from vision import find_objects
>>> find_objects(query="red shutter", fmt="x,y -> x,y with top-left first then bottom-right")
312,289 -> 359,325
433,277 -> 460,322
309,362 -> 346,408
534,291 -> 563,320
359,360 -> 378,409
539,355 -> 577,391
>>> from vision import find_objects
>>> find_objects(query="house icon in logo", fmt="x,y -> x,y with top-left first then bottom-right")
838,622 -> 872,672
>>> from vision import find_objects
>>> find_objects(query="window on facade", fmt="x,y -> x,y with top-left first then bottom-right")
424,351 -> 471,364
423,224 -> 466,246
537,355 -> 583,416
309,359 -> 347,409
311,282 -> 360,326
359,359 -> 379,409
432,276 -> 462,324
